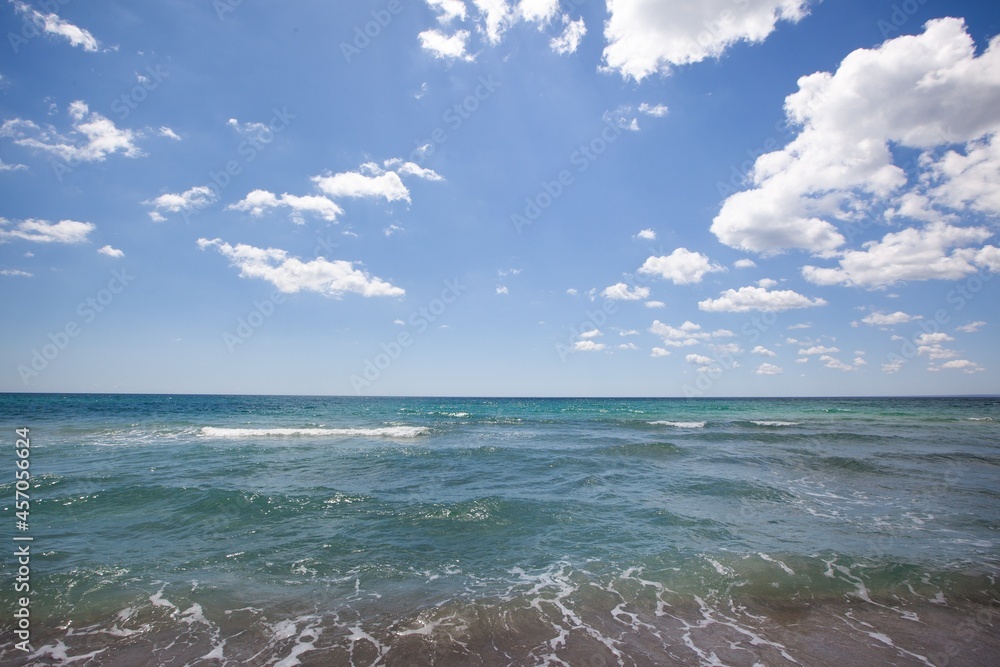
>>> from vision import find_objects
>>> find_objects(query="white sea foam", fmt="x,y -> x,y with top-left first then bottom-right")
750,421 -> 800,427
199,426 -> 429,439
649,420 -> 706,428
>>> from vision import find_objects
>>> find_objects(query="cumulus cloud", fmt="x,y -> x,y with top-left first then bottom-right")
0,218 -> 94,244
635,229 -> 656,240
0,269 -> 32,277
12,1 -> 100,51
698,286 -> 826,312
426,0 -> 468,23
228,189 -> 343,223
935,359 -> 984,373
798,345 -> 839,355
803,222 -> 998,288
602,0 -> 810,81
550,16 -> 586,55
734,258 -> 757,269
601,282 -> 650,300
1,101 -> 141,164
145,185 -> 216,218
755,363 -> 783,375
956,321 -> 986,333
639,248 -> 725,284
644,300 -> 665,309
860,311 -> 922,327
685,354 -> 714,366
97,244 -> 124,258
312,166 -> 411,203
752,345 -> 776,357
0,158 -> 28,171
573,340 -> 606,352
197,238 -> 404,298
712,18 -> 1000,286
650,347 -> 671,357
419,28 -> 473,60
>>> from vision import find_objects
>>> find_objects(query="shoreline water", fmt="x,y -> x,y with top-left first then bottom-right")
1,394 -> 997,665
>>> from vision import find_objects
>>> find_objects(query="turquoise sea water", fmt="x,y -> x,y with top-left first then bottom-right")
0,394 -> 998,666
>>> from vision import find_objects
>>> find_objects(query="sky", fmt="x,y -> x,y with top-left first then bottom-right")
1,0 -> 998,397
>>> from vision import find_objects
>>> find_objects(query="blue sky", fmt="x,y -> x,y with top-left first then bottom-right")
1,0 -> 998,397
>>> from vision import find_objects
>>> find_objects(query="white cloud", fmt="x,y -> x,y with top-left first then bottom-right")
566,288 -> 578,296
650,347 -> 671,357
518,0 -> 558,23
1,101 -> 141,163
228,189 -> 343,223
384,159 -> 444,181
685,354 -> 714,366
0,218 -> 94,244
158,126 -> 180,141
752,345 -> 776,357
698,286 -> 826,312
312,168 -> 411,203
426,0 -> 468,23
860,311 -> 922,327
145,185 -> 216,216
639,248 -> 724,285
956,321 -> 986,333
798,345 -> 839,355
787,322 -> 812,330
97,244 -> 124,258
384,224 -> 404,237
197,238 -> 404,298
12,1 -> 99,51
803,222 -> 998,288
0,269 -> 32,277
550,16 -> 586,55
882,358 -> 905,374
579,329 -> 602,339
601,282 -> 650,301
936,359 -> 984,373
0,158 -> 28,171
602,0 -> 810,81
644,300 -> 665,309
618,342 -> 639,351
635,228 -> 656,241
496,285 -> 509,295
756,278 -> 778,288
418,29 -> 473,60
573,340 -> 606,352
638,103 -> 669,118
915,332 -> 953,346
473,0 -> 513,44
618,329 -> 638,337
713,18 -> 1000,265
734,258 -> 757,269
755,363 -> 783,375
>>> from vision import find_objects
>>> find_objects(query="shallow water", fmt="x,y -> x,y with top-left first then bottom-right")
1,394 -> 998,665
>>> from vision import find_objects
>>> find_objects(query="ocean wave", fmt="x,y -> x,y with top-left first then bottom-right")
199,426 -> 429,439
750,420 -> 800,427
648,421 -> 706,428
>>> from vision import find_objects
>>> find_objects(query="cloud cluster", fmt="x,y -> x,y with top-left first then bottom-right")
1,101 -> 141,164
197,238 -> 404,298
603,0 -> 810,81
419,0 -> 587,61
712,19 -> 1000,288
639,248 -> 724,285
0,218 -> 95,244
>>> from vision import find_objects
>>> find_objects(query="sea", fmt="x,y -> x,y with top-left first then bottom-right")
0,394 -> 998,666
